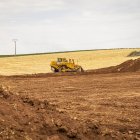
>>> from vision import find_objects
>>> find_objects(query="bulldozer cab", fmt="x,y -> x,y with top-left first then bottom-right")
69,59 -> 75,64
57,58 -> 75,64
57,58 -> 68,62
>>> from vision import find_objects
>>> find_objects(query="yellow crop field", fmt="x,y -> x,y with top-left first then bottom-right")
0,48 -> 140,75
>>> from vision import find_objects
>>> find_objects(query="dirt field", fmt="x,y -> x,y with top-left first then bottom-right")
0,48 -> 140,75
0,70 -> 140,139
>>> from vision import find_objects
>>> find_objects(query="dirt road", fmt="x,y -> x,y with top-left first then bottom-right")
0,71 -> 140,139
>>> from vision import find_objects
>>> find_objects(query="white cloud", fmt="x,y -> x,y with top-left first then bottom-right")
0,0 -> 140,54
0,0 -> 65,12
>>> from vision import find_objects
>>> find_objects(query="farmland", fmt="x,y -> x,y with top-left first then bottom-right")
0,48 -> 140,75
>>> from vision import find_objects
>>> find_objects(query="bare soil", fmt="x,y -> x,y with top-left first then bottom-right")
0,58 -> 140,140
89,58 -> 140,74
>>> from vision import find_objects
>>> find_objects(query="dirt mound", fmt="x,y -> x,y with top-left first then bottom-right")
1,85 -> 138,140
115,58 -> 140,72
128,51 -> 140,57
92,58 -> 140,74
0,85 -> 104,140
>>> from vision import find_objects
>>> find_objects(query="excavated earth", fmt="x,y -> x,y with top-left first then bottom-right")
0,58 -> 140,140
89,58 -> 140,74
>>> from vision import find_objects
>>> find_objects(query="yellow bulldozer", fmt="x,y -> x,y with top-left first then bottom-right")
50,58 -> 84,72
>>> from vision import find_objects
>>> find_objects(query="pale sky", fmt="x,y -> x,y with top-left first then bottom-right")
0,0 -> 140,55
